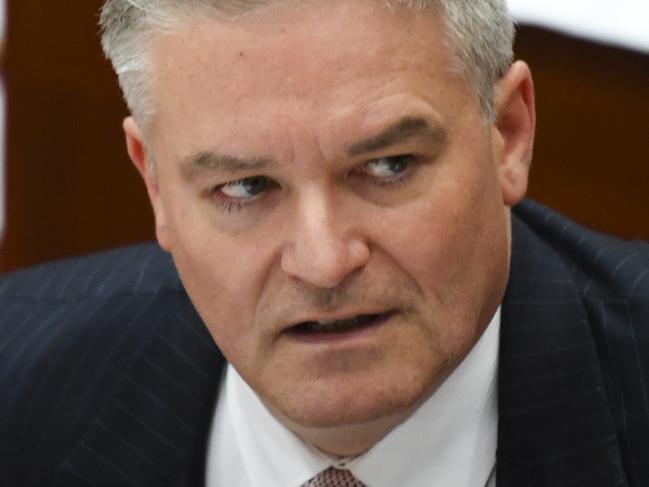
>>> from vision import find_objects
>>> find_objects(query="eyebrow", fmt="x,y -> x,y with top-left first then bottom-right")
347,116 -> 447,156
180,152 -> 274,180
180,116 -> 446,179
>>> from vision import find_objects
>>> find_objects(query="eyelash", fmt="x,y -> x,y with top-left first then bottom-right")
210,154 -> 418,213
220,200 -> 255,214
209,185 -> 270,214
359,155 -> 417,189
367,175 -> 410,189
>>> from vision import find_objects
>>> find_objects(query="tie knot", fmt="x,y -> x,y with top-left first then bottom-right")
302,467 -> 366,487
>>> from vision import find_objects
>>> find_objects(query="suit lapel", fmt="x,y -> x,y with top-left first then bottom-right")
497,213 -> 627,486
60,290 -> 226,487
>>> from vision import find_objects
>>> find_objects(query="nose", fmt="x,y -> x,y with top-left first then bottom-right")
280,192 -> 370,289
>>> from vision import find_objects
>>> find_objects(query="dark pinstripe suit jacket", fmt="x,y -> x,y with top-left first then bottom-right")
1,199 -> 648,487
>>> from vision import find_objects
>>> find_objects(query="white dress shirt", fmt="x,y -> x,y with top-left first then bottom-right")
206,308 -> 500,487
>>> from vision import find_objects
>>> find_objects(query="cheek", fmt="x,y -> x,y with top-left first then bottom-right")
170,237 -> 271,373
162,203 -> 267,346
161,183 -> 256,292
157,177 -> 284,335
378,159 -> 508,309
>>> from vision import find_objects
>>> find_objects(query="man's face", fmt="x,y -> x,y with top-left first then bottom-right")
130,0 -> 532,440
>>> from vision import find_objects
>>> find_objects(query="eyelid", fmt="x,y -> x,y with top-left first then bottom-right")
366,154 -> 416,163
349,154 -> 418,189
211,175 -> 274,193
360,154 -> 416,172
207,175 -> 279,214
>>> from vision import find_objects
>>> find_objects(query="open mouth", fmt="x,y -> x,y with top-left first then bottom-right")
288,311 -> 397,338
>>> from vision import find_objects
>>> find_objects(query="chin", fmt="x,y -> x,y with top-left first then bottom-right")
271,369 -> 436,430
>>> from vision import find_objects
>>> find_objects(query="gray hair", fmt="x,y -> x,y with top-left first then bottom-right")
100,0 -> 514,128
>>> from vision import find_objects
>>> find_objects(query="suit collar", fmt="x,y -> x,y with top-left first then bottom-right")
61,290 -> 225,487
497,210 -> 627,486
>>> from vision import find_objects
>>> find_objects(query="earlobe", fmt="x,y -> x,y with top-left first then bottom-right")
123,117 -> 172,251
494,60 -> 536,207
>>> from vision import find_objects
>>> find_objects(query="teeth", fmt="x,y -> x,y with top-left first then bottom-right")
316,320 -> 337,326
301,314 -> 378,333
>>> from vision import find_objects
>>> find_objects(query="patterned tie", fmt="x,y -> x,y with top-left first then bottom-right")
301,467 -> 366,487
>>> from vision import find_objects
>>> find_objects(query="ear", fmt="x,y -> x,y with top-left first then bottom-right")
123,117 -> 172,251
493,60 -> 536,207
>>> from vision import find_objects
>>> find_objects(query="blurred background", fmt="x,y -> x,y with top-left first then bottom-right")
0,0 -> 647,273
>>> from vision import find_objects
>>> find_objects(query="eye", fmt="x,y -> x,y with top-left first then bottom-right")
362,155 -> 414,180
219,176 -> 273,199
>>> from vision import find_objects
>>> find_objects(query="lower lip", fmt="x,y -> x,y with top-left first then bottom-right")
285,311 -> 397,344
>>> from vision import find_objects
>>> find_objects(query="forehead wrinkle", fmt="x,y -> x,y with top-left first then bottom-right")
180,151 -> 275,179
348,116 -> 447,156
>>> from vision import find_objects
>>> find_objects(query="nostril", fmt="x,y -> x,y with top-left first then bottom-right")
349,237 -> 371,264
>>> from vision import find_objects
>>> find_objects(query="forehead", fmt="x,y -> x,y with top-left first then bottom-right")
147,0 -> 471,157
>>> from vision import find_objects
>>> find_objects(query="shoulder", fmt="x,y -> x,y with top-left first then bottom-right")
0,244 -> 191,481
513,199 -> 649,300
0,242 -> 182,301
510,201 -> 649,484
0,243 -> 186,395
